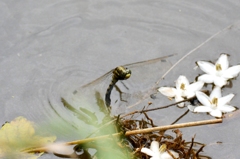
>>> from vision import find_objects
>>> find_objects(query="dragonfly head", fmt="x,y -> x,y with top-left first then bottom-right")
113,66 -> 131,80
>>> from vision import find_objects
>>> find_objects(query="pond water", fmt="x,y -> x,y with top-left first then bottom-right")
1,1 -> 240,158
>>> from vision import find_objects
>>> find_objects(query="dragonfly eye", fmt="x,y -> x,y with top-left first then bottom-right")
124,69 -> 131,79
113,66 -> 132,80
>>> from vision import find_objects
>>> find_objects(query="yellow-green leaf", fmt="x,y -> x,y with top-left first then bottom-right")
0,116 -> 56,159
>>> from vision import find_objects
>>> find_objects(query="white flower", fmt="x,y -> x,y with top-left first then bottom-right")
193,86 -> 236,117
197,53 -> 240,87
158,75 -> 204,107
45,142 -> 72,154
141,141 -> 179,159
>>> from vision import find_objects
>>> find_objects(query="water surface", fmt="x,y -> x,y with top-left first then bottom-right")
1,1 -> 240,158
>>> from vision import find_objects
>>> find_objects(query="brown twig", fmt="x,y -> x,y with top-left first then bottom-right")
171,109 -> 189,125
124,119 -> 222,135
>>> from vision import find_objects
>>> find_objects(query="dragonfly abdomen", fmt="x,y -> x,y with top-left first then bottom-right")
105,78 -> 118,108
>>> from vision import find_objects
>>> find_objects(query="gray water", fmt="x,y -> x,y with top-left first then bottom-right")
1,1 -> 240,158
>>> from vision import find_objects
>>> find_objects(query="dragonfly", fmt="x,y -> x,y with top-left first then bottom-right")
65,54 -> 175,117
104,66 -> 131,108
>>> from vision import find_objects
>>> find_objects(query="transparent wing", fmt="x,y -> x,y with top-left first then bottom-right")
64,54 -> 174,118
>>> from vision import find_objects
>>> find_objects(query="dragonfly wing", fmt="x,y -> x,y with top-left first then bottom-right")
65,54 -> 174,116
110,54 -> 174,112
62,69 -> 114,122
123,54 -> 174,89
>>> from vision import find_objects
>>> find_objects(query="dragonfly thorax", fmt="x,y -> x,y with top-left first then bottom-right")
112,66 -> 131,81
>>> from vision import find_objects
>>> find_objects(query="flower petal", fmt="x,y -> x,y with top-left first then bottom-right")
150,141 -> 160,154
176,75 -> 189,90
141,148 -> 155,157
218,94 -> 234,106
187,105 -> 196,112
158,87 -> 177,97
213,76 -> 227,87
222,65 -> 240,79
185,81 -> 204,98
187,81 -> 204,92
209,109 -> 222,117
160,150 -> 179,159
46,142 -> 73,154
210,86 -> 221,99
198,74 -> 215,83
218,105 -> 236,113
216,54 -> 229,71
175,95 -> 185,107
184,91 -> 195,99
194,106 -> 212,112
197,61 -> 215,75
196,91 -> 211,106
